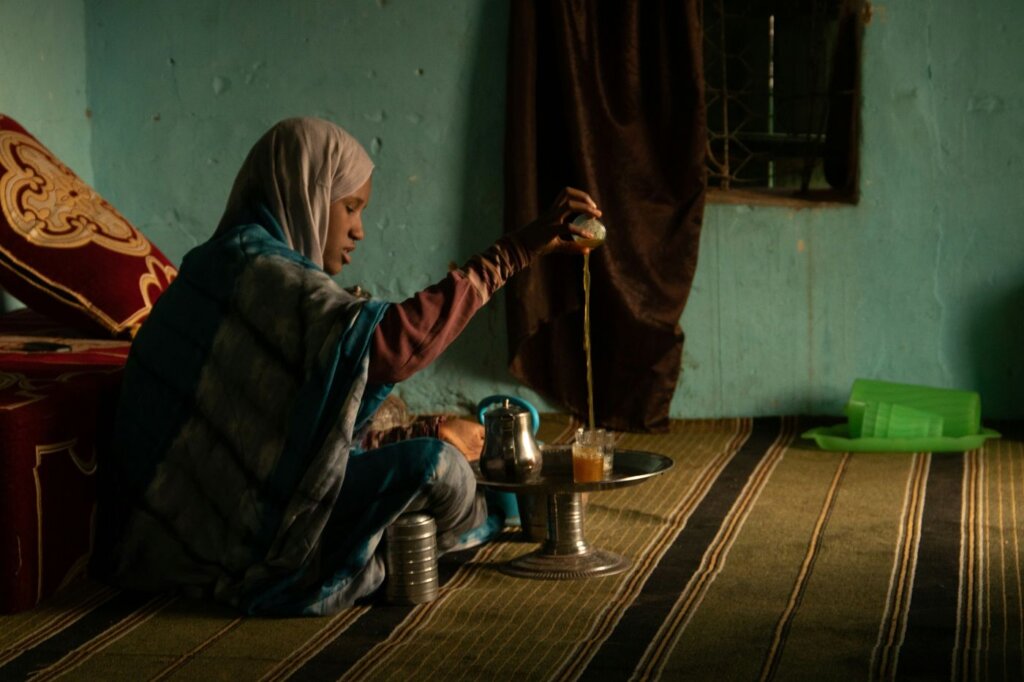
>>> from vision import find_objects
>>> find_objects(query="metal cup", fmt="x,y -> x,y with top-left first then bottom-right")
385,513 -> 439,605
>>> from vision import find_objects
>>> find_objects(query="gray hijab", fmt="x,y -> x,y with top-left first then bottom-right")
216,117 -> 374,268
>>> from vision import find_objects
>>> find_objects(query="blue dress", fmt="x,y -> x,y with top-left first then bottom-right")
97,207 -> 496,615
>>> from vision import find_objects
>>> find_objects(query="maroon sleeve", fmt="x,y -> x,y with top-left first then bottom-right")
368,237 -> 531,384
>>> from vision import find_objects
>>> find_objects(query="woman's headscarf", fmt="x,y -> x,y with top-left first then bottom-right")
216,117 -> 374,268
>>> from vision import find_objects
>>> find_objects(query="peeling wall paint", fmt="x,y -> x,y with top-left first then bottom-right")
25,0 -> 1019,420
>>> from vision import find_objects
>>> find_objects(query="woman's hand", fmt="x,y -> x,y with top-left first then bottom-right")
515,187 -> 603,257
438,418 -> 486,462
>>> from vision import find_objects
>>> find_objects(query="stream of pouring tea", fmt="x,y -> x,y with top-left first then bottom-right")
583,251 -> 595,430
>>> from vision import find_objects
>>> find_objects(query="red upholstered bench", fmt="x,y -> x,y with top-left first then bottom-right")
0,114 -> 176,612
0,310 -> 130,612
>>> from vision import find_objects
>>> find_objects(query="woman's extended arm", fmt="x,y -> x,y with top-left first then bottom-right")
367,237 -> 528,384
367,187 -> 601,385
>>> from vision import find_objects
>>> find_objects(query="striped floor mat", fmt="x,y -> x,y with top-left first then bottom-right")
2,416 -> 1021,681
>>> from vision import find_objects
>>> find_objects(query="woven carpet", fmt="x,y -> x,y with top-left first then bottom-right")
2,416 -> 1023,681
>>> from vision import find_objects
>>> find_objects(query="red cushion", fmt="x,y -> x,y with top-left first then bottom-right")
0,114 -> 177,338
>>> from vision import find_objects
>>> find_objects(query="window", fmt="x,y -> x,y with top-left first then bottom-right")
703,0 -> 868,206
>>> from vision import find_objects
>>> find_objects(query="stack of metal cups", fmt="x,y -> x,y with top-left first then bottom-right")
384,513 -> 439,605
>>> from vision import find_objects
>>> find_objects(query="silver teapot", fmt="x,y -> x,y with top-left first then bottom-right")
477,395 -> 542,482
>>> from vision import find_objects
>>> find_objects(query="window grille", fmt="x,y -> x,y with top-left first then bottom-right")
703,0 -> 866,203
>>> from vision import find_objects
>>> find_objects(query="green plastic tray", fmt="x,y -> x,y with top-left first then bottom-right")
802,423 -> 1001,453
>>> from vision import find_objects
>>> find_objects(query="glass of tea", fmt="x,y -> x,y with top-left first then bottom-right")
573,428 -> 612,483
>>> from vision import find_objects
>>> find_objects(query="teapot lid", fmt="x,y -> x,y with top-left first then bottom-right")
476,395 -> 541,436
486,399 -> 527,421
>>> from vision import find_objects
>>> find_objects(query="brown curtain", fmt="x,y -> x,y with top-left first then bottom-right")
504,0 -> 707,432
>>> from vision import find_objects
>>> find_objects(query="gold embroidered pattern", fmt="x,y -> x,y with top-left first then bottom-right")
0,370 -> 46,409
0,130 -> 151,255
137,254 -> 178,312
33,438 -> 95,601
116,254 -> 179,337
0,367 -> 123,411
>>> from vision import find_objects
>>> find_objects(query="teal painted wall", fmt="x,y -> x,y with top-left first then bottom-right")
77,1 -> 1024,420
85,0 -> 514,414
0,0 -> 91,180
675,2 -> 1024,419
0,0 -> 91,312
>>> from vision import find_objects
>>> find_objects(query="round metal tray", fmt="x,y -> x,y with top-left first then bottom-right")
474,446 -> 673,579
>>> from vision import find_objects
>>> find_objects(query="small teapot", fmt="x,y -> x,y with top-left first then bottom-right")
477,395 -> 542,482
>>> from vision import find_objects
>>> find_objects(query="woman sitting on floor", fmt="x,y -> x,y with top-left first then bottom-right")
95,117 -> 600,615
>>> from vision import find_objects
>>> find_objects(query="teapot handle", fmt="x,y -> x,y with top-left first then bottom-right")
476,394 -> 541,435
